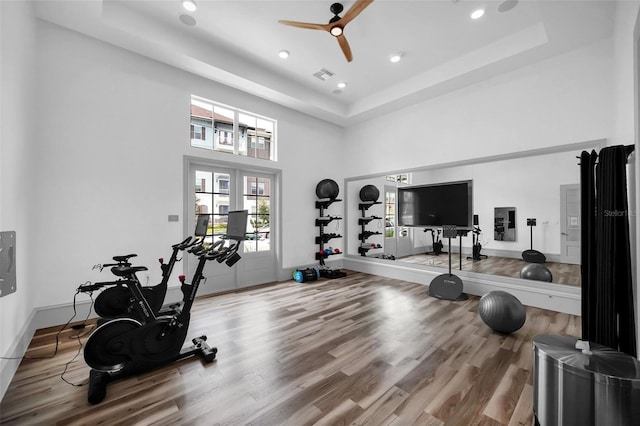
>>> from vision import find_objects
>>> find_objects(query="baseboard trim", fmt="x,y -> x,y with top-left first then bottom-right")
343,256 -> 580,316
1,308 -> 38,401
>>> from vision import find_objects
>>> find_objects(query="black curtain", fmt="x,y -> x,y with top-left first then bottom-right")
580,145 -> 636,357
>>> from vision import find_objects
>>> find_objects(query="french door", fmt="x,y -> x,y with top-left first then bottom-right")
187,162 -> 277,295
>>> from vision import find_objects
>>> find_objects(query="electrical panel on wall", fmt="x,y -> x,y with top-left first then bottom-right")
0,231 -> 17,297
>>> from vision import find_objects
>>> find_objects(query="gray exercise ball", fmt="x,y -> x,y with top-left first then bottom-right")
478,291 -> 526,334
520,263 -> 553,282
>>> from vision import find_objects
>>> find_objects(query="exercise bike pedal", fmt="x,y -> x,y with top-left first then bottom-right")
88,370 -> 108,404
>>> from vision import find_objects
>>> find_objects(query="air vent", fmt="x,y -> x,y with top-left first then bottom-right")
313,68 -> 335,81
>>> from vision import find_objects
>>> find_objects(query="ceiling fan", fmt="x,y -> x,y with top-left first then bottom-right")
278,1 -> 374,63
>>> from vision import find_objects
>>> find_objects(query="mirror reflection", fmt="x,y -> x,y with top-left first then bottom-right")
345,143 -> 601,287
494,207 -> 516,242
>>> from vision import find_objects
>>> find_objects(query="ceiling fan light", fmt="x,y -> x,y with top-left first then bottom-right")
330,26 -> 343,37
182,0 -> 197,12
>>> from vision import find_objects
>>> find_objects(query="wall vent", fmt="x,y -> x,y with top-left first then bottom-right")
313,68 -> 335,81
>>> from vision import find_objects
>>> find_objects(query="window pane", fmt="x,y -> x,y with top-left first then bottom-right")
214,106 -> 234,153
190,99 -> 213,150
195,170 -> 232,246
385,190 -> 395,238
238,113 -> 256,158
243,176 -> 271,252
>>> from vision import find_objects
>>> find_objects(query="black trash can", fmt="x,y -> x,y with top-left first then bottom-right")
533,334 -> 640,426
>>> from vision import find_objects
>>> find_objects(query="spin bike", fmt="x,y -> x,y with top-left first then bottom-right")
424,228 -> 445,255
90,235 -> 202,321
85,215 -> 210,321
83,212 -> 247,404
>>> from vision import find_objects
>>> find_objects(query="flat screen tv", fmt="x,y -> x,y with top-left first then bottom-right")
398,180 -> 473,230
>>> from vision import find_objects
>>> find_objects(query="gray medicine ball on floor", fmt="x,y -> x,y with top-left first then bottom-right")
520,263 -> 553,282
478,291 -> 526,334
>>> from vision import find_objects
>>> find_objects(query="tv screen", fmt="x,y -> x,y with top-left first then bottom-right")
398,180 -> 473,230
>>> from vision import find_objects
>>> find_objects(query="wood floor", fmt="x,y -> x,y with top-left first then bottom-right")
398,253 -> 581,287
1,271 -> 581,425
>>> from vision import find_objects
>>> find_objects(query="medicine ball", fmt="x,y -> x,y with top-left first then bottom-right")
359,184 -> 380,202
316,179 -> 339,199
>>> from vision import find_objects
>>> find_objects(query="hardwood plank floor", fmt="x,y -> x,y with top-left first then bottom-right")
0,272 -> 580,425
398,253 -> 581,286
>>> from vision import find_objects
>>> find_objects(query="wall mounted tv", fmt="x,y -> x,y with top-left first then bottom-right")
398,180 -> 473,230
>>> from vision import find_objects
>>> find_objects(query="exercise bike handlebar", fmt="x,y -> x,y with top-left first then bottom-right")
172,236 -> 192,249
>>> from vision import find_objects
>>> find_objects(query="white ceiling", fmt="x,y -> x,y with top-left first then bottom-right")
33,0 -> 618,126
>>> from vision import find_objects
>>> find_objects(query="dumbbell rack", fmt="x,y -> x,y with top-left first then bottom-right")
315,198 -> 342,266
358,201 -> 382,256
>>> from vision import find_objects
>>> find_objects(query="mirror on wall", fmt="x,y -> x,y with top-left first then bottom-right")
494,207 -> 516,241
344,141 -> 602,288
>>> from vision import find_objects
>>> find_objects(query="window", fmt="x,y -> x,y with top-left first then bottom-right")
218,177 -> 229,194
386,173 -> 410,183
190,95 -> 276,161
250,182 -> 265,195
191,125 -> 206,141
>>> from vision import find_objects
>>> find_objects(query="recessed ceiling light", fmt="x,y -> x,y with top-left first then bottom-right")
471,9 -> 485,19
178,14 -> 197,26
337,82 -> 347,89
182,0 -> 197,12
278,50 -> 290,59
390,53 -> 402,63
498,0 -> 519,13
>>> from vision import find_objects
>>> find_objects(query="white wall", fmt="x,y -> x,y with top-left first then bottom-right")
0,0 -> 38,397
30,20 -> 344,310
343,38 -> 614,176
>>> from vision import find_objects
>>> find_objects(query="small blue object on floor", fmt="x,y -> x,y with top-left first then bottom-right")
478,290 -> 526,334
520,262 -> 553,282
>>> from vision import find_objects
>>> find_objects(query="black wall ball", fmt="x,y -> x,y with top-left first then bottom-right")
359,184 -> 380,202
316,179 -> 339,199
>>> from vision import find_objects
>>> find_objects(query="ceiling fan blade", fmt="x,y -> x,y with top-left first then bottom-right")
278,20 -> 330,32
337,34 -> 353,62
338,0 -> 374,27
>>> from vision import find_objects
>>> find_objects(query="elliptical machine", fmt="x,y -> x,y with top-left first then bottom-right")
82,210 -> 248,404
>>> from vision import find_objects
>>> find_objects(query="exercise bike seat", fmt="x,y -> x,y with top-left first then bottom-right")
112,254 -> 137,263
111,265 -> 148,277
